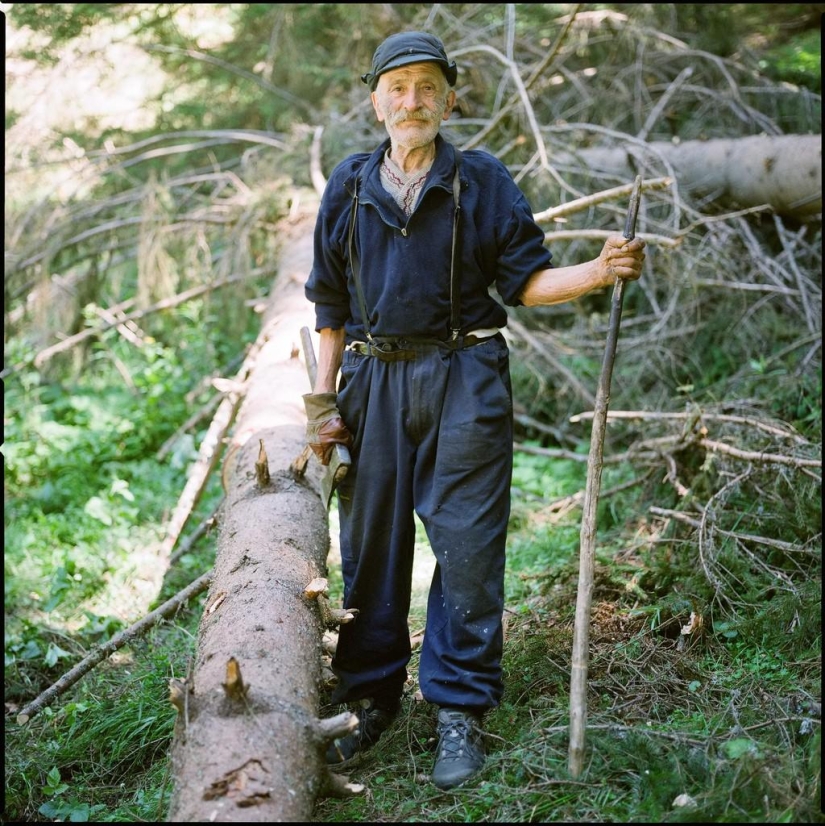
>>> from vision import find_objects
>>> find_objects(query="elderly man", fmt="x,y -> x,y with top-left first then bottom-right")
304,31 -> 645,790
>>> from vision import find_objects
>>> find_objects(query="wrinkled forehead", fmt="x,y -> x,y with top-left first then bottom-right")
376,62 -> 448,88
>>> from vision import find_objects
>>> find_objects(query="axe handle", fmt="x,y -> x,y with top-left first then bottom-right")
291,327 -> 324,477
300,326 -> 319,389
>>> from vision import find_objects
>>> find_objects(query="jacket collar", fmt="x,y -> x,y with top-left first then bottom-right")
358,134 -> 459,202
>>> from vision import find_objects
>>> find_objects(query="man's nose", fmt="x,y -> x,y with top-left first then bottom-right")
402,87 -> 423,108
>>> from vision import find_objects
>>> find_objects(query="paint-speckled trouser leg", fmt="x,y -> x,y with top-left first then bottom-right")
331,336 -> 512,711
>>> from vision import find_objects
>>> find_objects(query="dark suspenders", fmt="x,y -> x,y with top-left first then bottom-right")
448,149 -> 463,340
347,148 -> 463,348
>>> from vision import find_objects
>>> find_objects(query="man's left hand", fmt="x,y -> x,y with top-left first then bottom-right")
599,235 -> 646,283
303,392 -> 353,466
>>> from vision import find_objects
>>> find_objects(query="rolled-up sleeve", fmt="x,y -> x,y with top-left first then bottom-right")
494,188 -> 553,307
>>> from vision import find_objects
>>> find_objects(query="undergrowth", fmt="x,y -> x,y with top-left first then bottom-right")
4,308 -> 242,822
5,346 -> 821,821
314,452 -> 822,823
5,335 -> 821,822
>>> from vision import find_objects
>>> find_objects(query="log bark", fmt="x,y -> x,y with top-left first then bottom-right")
565,134 -> 821,219
167,209 -> 347,822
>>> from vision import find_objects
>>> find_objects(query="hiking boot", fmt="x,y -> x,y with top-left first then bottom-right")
325,697 -> 400,766
432,707 -> 486,790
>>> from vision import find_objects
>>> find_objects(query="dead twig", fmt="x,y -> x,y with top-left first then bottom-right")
155,370 -> 248,573
15,571 -> 213,726
451,43 -> 551,171
698,438 -> 821,469
508,315 -> 596,407
570,408 -> 811,445
460,3 -> 583,155
310,125 -> 326,197
649,507 -> 821,558
169,505 -> 221,566
156,394 -> 223,462
3,270 -> 273,377
533,177 -> 671,223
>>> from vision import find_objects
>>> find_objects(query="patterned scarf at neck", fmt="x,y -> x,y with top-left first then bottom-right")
379,150 -> 434,216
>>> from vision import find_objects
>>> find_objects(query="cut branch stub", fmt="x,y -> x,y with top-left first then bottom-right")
303,577 -> 329,599
255,439 -> 270,487
222,657 -> 248,702
168,678 -> 191,714
314,714 -> 365,798
322,771 -> 366,798
314,710 -> 360,742
303,577 -> 359,627
317,595 -> 359,628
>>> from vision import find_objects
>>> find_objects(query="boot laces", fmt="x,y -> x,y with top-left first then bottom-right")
439,713 -> 479,760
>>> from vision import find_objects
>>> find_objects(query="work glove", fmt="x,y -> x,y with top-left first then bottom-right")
303,392 -> 353,466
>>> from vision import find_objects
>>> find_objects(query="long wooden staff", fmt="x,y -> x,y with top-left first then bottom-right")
568,175 -> 643,778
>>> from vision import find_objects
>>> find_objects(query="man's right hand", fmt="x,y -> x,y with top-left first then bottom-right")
303,392 -> 353,465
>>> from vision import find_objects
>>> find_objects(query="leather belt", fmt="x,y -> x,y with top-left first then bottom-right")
348,331 -> 501,361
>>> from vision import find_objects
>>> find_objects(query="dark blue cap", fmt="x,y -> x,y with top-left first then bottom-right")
361,31 -> 458,91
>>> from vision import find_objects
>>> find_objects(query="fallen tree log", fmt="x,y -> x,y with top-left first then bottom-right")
562,134 -> 821,219
167,208 -> 358,822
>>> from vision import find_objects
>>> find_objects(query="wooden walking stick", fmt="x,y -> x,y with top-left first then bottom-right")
568,175 -> 643,778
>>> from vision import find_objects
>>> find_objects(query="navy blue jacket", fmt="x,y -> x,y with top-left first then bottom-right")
306,134 -> 553,341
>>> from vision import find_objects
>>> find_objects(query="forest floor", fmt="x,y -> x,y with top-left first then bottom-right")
312,508 -> 821,823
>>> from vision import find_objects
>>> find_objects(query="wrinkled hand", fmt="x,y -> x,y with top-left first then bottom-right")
303,392 -> 353,466
599,234 -> 646,284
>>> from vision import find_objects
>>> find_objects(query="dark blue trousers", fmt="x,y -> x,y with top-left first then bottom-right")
331,335 -> 512,711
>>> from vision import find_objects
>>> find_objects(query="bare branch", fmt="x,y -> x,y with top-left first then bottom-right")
6,269 -> 274,376
569,409 -> 811,445
16,572 -> 213,725
698,438 -> 821,469
650,507 -> 821,557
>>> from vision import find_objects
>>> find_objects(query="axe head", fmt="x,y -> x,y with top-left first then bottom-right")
321,443 -> 350,509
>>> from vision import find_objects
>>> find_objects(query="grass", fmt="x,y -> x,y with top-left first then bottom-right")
3,330 -> 821,823
4,617 -> 200,822
313,459 -> 822,822
314,588 -> 822,822
4,321 -> 231,822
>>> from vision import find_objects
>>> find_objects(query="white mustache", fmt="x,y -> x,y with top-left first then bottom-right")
388,108 -> 439,126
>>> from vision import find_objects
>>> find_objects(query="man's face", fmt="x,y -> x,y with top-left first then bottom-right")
371,63 -> 456,150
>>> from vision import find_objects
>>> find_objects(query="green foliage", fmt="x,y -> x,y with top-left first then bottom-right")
760,27 -> 821,91
5,621 -> 195,822
3,295 -> 230,821
7,4 -> 127,60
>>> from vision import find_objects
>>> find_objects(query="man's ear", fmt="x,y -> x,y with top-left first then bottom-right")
442,90 -> 457,121
371,91 -> 386,123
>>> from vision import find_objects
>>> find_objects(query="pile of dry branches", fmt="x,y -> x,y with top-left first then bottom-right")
3,127 -> 299,376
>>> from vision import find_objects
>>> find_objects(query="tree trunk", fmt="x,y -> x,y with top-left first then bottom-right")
569,134 -> 821,218
167,213 -> 348,822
